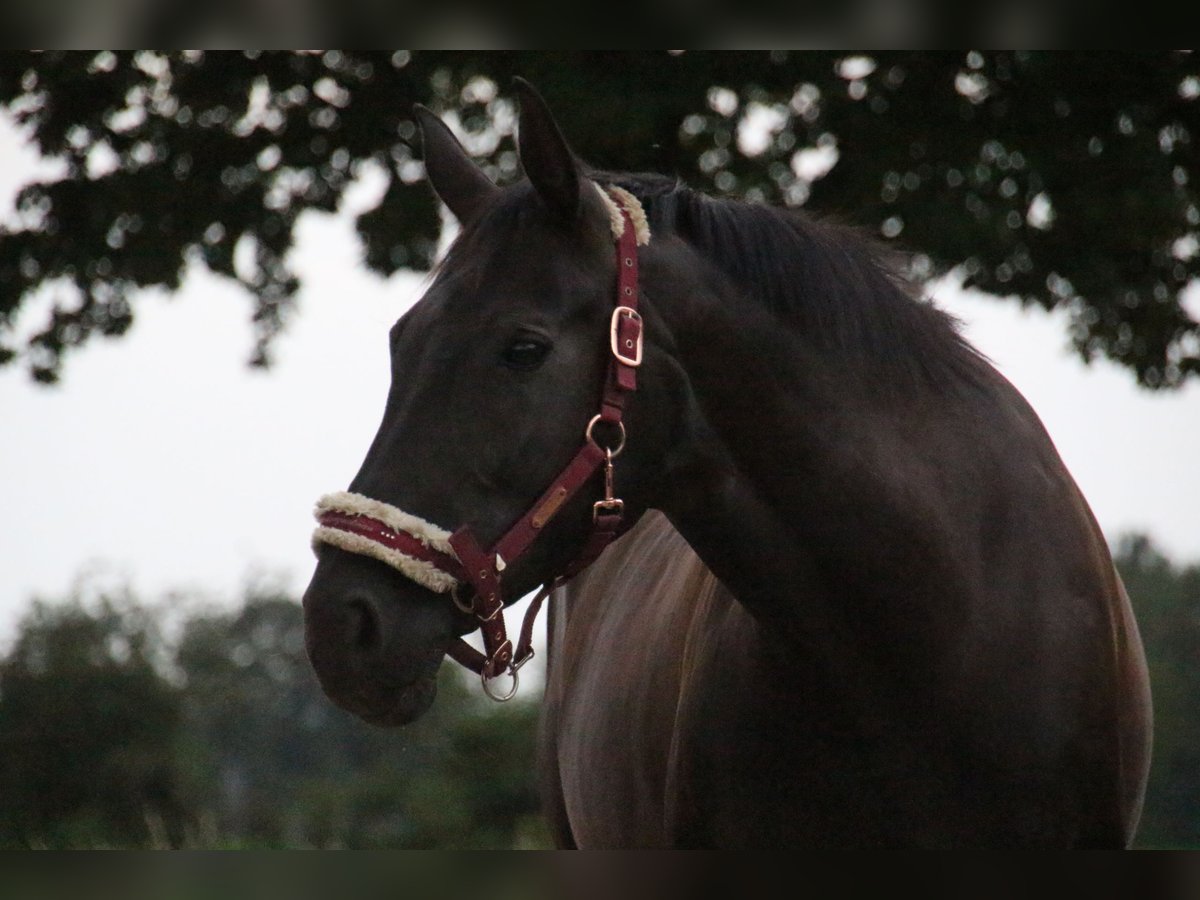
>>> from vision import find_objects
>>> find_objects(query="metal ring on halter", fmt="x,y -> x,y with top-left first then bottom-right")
481,665 -> 519,702
585,414 -> 626,457
450,583 -> 475,615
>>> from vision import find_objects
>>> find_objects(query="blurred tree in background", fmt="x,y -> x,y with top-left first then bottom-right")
1,51 -> 1198,386
0,534 -> 1196,848
1113,535 -> 1200,848
0,594 -> 183,847
0,587 -> 546,848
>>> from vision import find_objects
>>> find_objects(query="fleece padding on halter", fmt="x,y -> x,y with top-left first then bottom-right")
312,492 -> 462,594
593,183 -> 651,247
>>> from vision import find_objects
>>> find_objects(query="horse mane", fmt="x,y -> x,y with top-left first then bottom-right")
596,170 -> 991,392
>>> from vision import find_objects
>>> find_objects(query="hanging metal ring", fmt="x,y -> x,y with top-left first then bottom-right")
481,665 -> 519,702
585,414 -> 626,458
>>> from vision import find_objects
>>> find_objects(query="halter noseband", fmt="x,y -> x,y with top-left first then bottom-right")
311,185 -> 649,701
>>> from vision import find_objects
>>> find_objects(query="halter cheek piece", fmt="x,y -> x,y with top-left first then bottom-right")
311,185 -> 649,701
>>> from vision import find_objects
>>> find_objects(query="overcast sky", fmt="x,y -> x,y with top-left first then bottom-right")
2,115 -> 1198,645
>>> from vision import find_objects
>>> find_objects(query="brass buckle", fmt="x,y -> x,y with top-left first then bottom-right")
593,498 -> 625,521
478,597 -> 504,623
610,306 -> 643,367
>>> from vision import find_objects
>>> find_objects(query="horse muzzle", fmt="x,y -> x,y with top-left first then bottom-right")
302,547 -> 466,725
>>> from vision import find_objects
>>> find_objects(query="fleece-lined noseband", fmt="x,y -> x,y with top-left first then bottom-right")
312,185 -> 649,700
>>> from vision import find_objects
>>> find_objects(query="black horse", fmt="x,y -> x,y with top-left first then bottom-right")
302,80 -> 1152,848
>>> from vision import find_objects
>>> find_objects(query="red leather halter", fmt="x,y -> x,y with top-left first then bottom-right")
314,192 -> 644,700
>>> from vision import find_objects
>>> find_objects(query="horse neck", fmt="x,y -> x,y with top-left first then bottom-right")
643,237 -> 981,647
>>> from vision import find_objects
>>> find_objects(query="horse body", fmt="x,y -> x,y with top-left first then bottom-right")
548,508 -> 1151,847
540,225 -> 1152,845
301,81 -> 1151,848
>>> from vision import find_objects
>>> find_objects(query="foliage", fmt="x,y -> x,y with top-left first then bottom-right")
0,51 -> 1198,386
0,587 -> 547,848
1114,535 -> 1200,848
0,594 -> 184,847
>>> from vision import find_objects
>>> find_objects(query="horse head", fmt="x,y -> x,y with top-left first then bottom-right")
301,81 -> 683,725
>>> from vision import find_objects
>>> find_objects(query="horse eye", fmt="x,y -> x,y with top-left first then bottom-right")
502,338 -> 551,371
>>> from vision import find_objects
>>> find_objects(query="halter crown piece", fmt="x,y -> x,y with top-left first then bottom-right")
311,184 -> 649,701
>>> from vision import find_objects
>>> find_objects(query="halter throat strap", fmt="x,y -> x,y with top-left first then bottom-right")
312,186 -> 646,700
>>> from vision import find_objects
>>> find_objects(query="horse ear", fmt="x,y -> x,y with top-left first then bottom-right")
514,77 -> 581,223
413,104 -> 499,223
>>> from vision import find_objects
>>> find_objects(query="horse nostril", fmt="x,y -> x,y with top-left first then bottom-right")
346,597 -> 382,654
